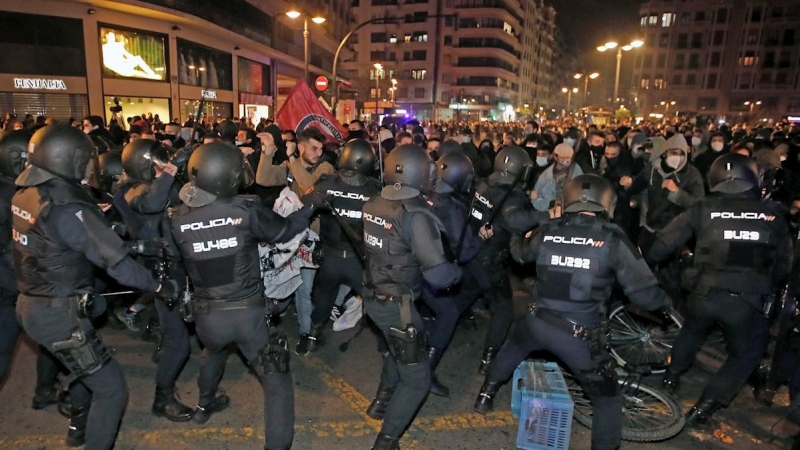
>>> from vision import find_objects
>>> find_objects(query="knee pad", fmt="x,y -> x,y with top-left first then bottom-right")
258,333 -> 290,375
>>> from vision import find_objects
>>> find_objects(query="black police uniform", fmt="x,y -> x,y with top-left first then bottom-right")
14,177 -> 161,449
170,194 -> 311,450
115,171 -> 192,417
463,177 -> 549,371
302,172 -> 381,333
647,194 -> 791,410
0,175 -> 18,381
487,213 -> 668,450
362,187 -> 461,444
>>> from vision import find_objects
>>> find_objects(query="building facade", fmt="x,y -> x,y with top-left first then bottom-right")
633,0 -> 800,122
343,0 -> 559,121
0,0 -> 351,126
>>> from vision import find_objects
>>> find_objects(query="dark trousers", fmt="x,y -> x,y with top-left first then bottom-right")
459,254 -> 513,349
194,307 -> 294,450
364,298 -> 431,438
311,255 -> 362,326
488,314 -> 622,450
0,304 -> 19,381
421,282 -> 473,350
669,289 -> 769,405
16,296 -> 127,450
154,298 -> 190,390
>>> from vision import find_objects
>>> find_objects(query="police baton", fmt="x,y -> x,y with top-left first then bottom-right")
324,200 -> 366,263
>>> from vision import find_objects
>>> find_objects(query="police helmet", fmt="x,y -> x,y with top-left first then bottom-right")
0,129 -> 32,178
562,174 -> 617,217
438,139 -> 461,158
707,153 -> 760,194
187,142 -> 248,198
98,151 -> 123,194
121,139 -> 170,182
338,138 -> 375,176
493,145 -> 532,185
435,151 -> 474,194
384,144 -> 435,192
26,125 -> 96,182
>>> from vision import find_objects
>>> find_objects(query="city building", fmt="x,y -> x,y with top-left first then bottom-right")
342,0 -> 559,121
0,0 -> 352,126
633,0 -> 800,122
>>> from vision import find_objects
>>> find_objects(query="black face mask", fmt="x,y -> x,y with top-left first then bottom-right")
605,156 -> 619,166
791,212 -> 800,224
349,130 -> 366,140
590,145 -> 605,154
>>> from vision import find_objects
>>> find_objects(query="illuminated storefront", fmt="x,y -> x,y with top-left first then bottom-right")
0,12 -> 89,120
238,57 -> 272,124
177,39 -> 233,123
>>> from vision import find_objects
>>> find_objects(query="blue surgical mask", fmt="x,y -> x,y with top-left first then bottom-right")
564,138 -> 575,148
536,156 -> 549,167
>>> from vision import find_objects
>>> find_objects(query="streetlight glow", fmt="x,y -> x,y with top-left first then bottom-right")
562,87 -> 568,93
630,40 -> 644,48
373,63 -> 383,70
604,42 -> 618,49
597,46 -> 608,52
311,16 -> 326,24
574,73 -> 583,79
572,88 -> 578,93
622,45 -> 633,51
589,72 -> 600,79
286,10 -> 301,19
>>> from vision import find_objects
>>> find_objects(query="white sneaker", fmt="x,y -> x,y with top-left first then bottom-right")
333,296 -> 362,332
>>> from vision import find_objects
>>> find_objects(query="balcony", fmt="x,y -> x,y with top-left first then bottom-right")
455,37 -> 521,59
454,0 -> 524,25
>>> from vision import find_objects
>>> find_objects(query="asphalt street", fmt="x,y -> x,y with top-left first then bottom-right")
0,284 -> 796,450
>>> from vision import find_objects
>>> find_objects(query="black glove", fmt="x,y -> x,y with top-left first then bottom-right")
156,279 -> 180,308
170,145 -> 195,169
130,238 -> 166,256
110,222 -> 128,237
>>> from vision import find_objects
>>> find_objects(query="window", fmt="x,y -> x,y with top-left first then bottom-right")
648,15 -> 658,26
371,32 -> 387,43
697,97 -> 717,110
784,29 -> 796,46
414,87 -> 425,98
675,54 -> 685,69
372,0 -> 398,4
713,30 -> 725,46
403,50 -> 427,61
691,33 -> 702,48
680,12 -> 691,24
404,34 -> 412,43
351,33 -> 359,44
444,36 -> 452,46
237,57 -> 271,95
654,77 -> 666,89
177,39 -> 232,89
102,26 -> 168,81
771,6 -> 784,19
643,54 -> 653,69
659,33 -> 670,48
709,52 -> 721,67
441,91 -> 450,103
705,73 -> 718,89
746,29 -> 759,45
405,11 -> 428,23
716,8 -> 728,24
759,72 -> 772,84
657,54 -> 666,68
641,16 -> 648,27
686,74 -> 697,86
677,33 -> 688,49
369,87 -> 381,98
739,73 -> 752,89
739,51 -> 757,66
695,11 -> 706,22
445,16 -> 454,27
776,72 -> 789,85
640,77 -> 650,89
662,13 -> 675,27
370,51 -> 387,61
369,68 -> 385,80
442,73 -> 451,83
689,53 -> 700,69
398,87 -> 408,98
764,52 -> 776,68
0,12 -> 86,77
389,34 -> 397,44
411,69 -> 426,80
388,52 -> 396,61
779,51 -> 791,68
672,74 -> 682,86
412,32 -> 428,43
750,6 -> 763,22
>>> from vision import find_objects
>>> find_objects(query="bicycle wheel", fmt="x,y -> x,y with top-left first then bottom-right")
609,303 -> 682,374
566,372 -> 685,442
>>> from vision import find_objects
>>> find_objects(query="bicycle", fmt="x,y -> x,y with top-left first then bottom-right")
563,361 -> 685,442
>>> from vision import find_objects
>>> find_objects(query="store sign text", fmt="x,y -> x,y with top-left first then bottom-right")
201,90 -> 217,100
14,78 -> 67,90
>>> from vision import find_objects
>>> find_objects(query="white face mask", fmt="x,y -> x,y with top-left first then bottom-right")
665,155 -> 682,169
564,138 -> 575,148
631,145 -> 642,155
780,154 -> 788,162
691,137 -> 702,147
557,159 -> 571,167
536,156 -> 549,167
235,140 -> 245,146
461,136 -> 471,143
710,142 -> 724,152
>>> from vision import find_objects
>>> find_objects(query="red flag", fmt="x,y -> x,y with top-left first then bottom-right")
276,80 -> 347,143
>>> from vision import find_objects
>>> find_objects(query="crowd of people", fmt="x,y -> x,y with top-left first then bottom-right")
0,108 -> 800,450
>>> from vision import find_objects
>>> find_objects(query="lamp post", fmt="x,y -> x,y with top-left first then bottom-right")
286,10 -> 326,83
374,63 -> 382,121
390,78 -> 397,106
597,40 -> 643,106
744,100 -> 762,123
574,72 -> 600,107
660,100 -> 676,119
562,87 -> 578,113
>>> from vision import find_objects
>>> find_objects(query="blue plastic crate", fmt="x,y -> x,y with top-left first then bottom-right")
512,360 -> 573,450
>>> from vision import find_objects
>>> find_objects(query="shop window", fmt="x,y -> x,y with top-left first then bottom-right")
106,95 -> 170,125
0,12 -> 85,77
179,99 -> 231,123
100,26 -> 167,81
238,57 -> 271,95
177,39 -> 232,90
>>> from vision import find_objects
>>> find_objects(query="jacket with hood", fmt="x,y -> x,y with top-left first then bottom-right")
627,134 -> 705,231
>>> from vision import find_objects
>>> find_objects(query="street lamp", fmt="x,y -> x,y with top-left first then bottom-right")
598,39 -> 643,106
374,63 -> 382,120
286,9 -> 326,83
574,72 -> 600,107
390,78 -> 397,106
660,100 -> 676,118
744,100 -> 762,123
562,87 -> 578,112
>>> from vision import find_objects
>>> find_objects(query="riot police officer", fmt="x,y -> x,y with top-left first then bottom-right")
361,144 -> 462,450
424,151 -> 482,397
648,153 -> 792,427
114,138 -> 194,421
300,138 -> 381,353
461,145 -> 549,375
169,142 -> 312,450
12,125 -> 177,449
474,174 -> 669,450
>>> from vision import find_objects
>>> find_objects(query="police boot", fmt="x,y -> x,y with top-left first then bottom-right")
371,433 -> 400,450
152,387 -> 194,422
473,380 -> 503,415
31,383 -> 58,410
685,396 -> 722,428
193,391 -> 230,424
428,347 -> 450,397
366,384 -> 395,420
308,322 -> 326,353
57,389 -> 72,418
478,347 -> 498,375
660,368 -> 680,395
65,405 -> 89,447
